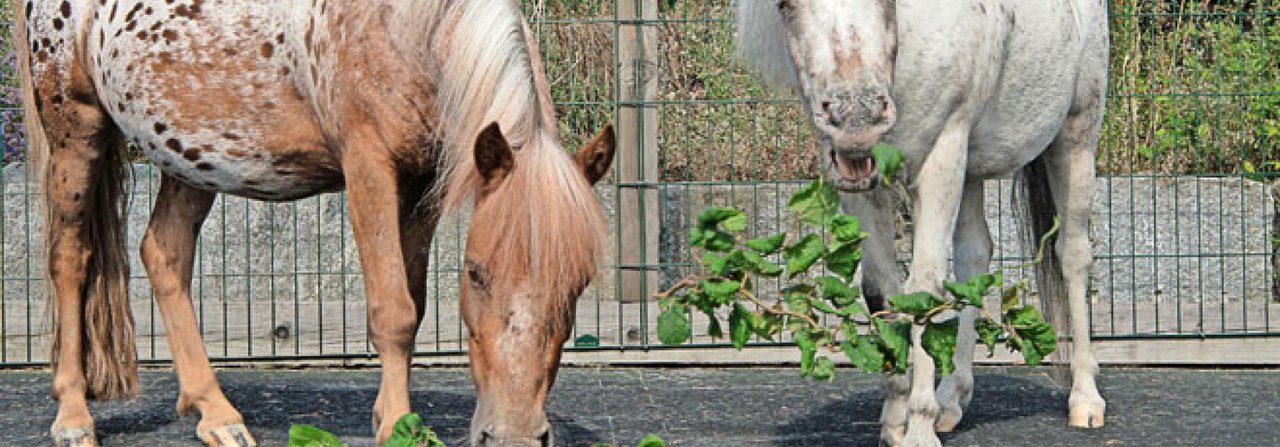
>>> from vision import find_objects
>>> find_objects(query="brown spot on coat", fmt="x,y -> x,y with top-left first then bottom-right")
182,148 -> 202,161
165,138 -> 183,152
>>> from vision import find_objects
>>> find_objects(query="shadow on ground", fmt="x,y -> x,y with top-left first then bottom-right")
773,374 -> 1062,446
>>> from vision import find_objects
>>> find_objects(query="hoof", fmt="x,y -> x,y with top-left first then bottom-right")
1068,402 -> 1106,428
900,428 -> 943,447
933,407 -> 962,432
878,424 -> 905,447
52,428 -> 98,447
198,423 -> 257,447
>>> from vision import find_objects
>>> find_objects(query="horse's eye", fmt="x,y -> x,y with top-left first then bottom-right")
465,260 -> 489,289
776,0 -> 794,15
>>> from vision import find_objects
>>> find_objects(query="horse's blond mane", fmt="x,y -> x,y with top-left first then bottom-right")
410,0 -> 604,310
735,1 -> 799,91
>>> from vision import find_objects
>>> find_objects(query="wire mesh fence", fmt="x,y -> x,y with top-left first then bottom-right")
1,0 -> 1278,365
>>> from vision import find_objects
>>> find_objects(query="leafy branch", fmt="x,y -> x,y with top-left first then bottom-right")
655,145 -> 1058,380
289,413 -> 444,447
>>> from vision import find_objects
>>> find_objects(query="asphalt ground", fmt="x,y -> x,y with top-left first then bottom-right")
2,366 -> 1277,446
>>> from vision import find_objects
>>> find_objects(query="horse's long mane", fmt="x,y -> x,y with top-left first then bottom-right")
735,1 -> 799,91
410,0 -> 604,308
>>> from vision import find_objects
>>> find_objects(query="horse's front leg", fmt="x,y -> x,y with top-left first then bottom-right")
899,125 -> 970,447
934,180 -> 993,432
342,148 -> 424,443
141,176 -> 255,446
839,187 -> 910,447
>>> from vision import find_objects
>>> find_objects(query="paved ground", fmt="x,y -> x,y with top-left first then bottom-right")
2,366 -> 1278,446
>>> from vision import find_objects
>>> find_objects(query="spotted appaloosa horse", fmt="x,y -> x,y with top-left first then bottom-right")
738,1 -> 1109,446
15,1 -> 615,446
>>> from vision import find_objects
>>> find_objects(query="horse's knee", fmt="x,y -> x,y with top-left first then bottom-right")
368,301 -> 419,351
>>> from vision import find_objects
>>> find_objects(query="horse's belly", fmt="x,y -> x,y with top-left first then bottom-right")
88,1 -> 342,200
146,141 -> 343,201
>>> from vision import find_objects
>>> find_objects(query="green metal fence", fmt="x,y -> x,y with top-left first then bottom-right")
1,0 -> 1278,366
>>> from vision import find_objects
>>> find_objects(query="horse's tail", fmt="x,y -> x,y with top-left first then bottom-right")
1016,155 -> 1069,366
16,4 -> 139,399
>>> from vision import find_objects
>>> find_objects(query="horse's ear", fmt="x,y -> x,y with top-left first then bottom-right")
474,122 -> 515,186
573,124 -> 615,185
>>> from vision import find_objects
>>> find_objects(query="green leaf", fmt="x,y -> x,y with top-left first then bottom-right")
815,276 -> 858,307
823,242 -> 862,282
889,292 -> 946,318
783,234 -> 825,278
783,285 -> 814,315
943,272 -> 999,305
745,233 -> 787,255
1000,284 -> 1022,313
1007,306 -> 1057,366
737,250 -> 783,277
288,425 -> 345,447
384,413 -> 444,447
811,356 -> 836,381
706,314 -> 723,339
753,311 -> 782,339
729,303 -> 753,349
788,179 -> 840,226
875,319 -> 912,374
974,318 -> 1003,357
690,227 -> 735,252
696,207 -> 747,232
827,214 -> 864,243
794,330 -> 819,376
701,252 -> 727,276
636,434 -> 667,447
871,142 -> 905,181
657,307 -> 692,345
841,335 -> 887,373
700,278 -> 740,304
921,318 -> 960,376
810,298 -> 839,315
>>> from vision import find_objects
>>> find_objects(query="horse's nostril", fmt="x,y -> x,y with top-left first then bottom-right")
538,429 -> 552,447
821,100 -> 834,113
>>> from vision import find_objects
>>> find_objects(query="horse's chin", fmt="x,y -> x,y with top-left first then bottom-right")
825,149 -> 880,192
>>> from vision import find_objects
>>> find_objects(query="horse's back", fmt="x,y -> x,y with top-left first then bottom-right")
891,0 -> 1108,179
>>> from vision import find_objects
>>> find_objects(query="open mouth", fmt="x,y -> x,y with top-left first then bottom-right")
827,149 -> 879,192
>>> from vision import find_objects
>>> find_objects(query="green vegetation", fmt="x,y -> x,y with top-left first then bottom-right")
654,147 -> 1059,378
288,413 -> 444,447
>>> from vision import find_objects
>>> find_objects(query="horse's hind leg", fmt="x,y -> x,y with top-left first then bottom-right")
140,177 -> 256,446
1044,111 -> 1106,429
43,103 -> 127,447
934,180 -> 992,432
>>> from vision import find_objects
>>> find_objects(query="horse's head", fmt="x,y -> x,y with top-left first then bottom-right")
768,0 -> 898,191
460,122 -> 615,447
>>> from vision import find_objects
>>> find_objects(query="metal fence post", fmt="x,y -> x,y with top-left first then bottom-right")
616,0 -> 659,303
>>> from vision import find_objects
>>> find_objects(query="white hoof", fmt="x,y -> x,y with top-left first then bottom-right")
1068,399 -> 1106,428
900,425 -> 943,447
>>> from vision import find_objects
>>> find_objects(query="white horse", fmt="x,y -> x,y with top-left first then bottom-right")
737,1 -> 1109,446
